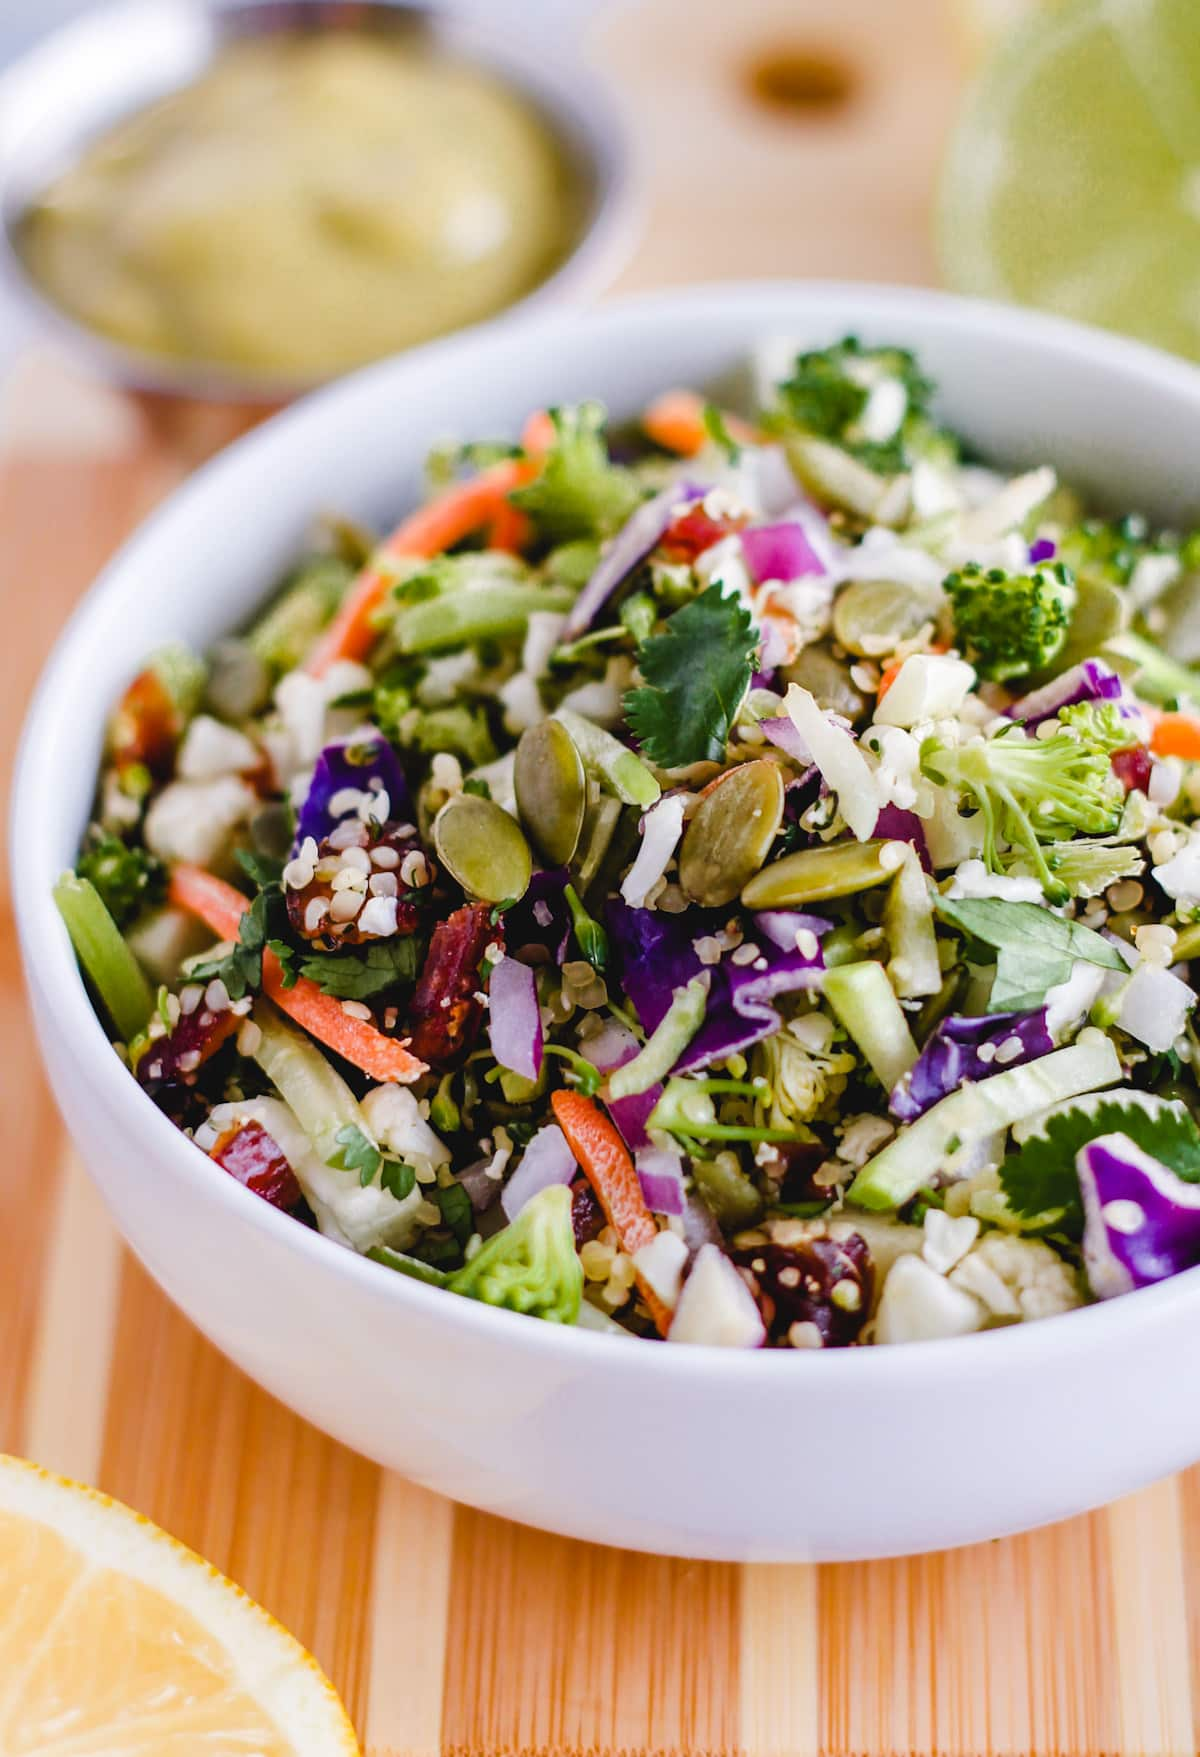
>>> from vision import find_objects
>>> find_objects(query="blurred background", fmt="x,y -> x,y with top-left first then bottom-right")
0,0 -> 1196,419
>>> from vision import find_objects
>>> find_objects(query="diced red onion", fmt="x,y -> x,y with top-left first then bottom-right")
635,1145 -> 686,1215
580,1018 -> 662,1149
754,909 -> 833,951
563,479 -> 706,638
760,716 -> 812,763
742,522 -> 825,586
458,1157 -> 503,1213
501,1123 -> 577,1220
487,955 -> 543,1081
1028,537 -> 1057,564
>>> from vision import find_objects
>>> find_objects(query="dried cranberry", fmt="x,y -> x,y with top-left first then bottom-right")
211,1119 -> 303,1211
775,1141 -> 829,1207
1111,746 -> 1153,795
571,1178 -> 604,1247
136,1002 -> 238,1088
407,903 -> 500,1065
658,503 -> 749,564
286,820 -> 425,948
733,1234 -> 873,1347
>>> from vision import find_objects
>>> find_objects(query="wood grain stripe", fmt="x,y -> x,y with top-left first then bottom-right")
98,1256 -> 380,1731
19,1149 -> 123,1483
364,1472 -> 455,1757
1107,1480 -> 1194,1757
821,1510 -> 1121,1757
442,1510 -> 740,1757
738,1564 -> 819,1757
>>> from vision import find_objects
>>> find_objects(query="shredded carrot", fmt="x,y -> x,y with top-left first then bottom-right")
642,389 -> 760,458
484,497 -> 533,554
1151,712 -> 1200,760
306,457 -> 539,676
520,408 -> 557,455
167,865 -> 427,1084
550,1089 -> 673,1336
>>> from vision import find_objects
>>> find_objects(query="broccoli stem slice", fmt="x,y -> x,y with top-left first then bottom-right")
54,872 -> 154,1044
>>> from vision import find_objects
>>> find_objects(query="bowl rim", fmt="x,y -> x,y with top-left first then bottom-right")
16,275 -> 1200,1381
0,0 -> 637,404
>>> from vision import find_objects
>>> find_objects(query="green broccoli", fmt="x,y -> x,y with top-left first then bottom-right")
510,403 -> 642,544
76,832 -> 164,929
1004,835 -> 1144,899
1057,515 -> 1177,592
446,1184 -> 582,1323
944,560 -> 1076,681
773,336 -> 952,475
920,725 -> 1124,901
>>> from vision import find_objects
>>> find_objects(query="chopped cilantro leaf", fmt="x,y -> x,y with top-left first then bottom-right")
624,584 -> 759,767
328,1123 -> 382,1183
270,937 -> 423,1001
1000,1097 -> 1200,1235
76,832 -> 164,928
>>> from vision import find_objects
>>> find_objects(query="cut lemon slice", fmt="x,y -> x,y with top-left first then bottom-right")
938,0 -> 1200,359
0,1453 -> 360,1755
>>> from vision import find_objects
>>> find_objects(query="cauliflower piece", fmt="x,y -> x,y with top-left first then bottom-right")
360,1085 -> 450,1184
874,654 -> 976,729
667,1244 -> 765,1347
144,775 -> 256,868
1151,829 -> 1200,907
176,714 -> 260,781
949,1232 -> 1084,1323
922,1209 -> 979,1275
874,1254 -> 987,1344
945,857 -> 1044,904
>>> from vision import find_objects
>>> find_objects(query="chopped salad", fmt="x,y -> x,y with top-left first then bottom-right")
58,336 -> 1200,1348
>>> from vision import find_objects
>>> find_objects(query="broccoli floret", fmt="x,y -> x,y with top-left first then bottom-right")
944,560 -> 1076,682
76,832 -> 164,929
1057,515 -> 1177,592
921,726 -> 1124,901
774,336 -> 952,475
446,1184 -> 582,1323
510,403 -> 642,545
1004,835 -> 1144,899
1056,699 -> 1144,753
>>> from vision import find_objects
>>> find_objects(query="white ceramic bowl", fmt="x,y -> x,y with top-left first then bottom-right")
15,283 -> 1200,1562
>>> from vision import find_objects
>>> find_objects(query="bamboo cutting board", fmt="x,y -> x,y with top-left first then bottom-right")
4,2 -> 1200,1752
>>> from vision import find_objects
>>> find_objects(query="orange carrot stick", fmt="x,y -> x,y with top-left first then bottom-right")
551,1089 -> 673,1336
1151,713 -> 1200,760
521,408 -> 557,456
167,865 -> 427,1084
306,457 -> 538,676
484,497 -> 533,554
642,390 -> 760,458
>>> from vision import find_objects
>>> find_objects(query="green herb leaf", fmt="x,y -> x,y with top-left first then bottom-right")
702,402 -> 742,461
433,1182 -> 473,1246
234,847 -> 285,890
933,895 -> 1126,1013
278,937 -> 423,1001
328,1123 -> 382,1184
192,885 -> 279,1002
380,1160 -> 418,1203
1000,1096 -> 1200,1234
625,584 -> 759,767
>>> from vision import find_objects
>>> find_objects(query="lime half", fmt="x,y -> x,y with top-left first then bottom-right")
938,0 -> 1200,359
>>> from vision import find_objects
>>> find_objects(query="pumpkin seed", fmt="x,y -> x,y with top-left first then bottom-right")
574,794 -> 623,893
781,645 -> 866,719
680,760 -> 785,907
433,794 -> 532,903
832,578 -> 938,658
514,719 -> 586,867
741,839 -> 895,908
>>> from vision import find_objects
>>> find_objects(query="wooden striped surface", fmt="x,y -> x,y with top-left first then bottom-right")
4,2 -> 1198,1751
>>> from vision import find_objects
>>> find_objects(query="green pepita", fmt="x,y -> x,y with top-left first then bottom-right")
780,645 -> 866,719
832,578 -> 939,658
741,839 -> 895,908
433,794 -> 532,903
680,760 -> 785,907
514,719 -> 586,867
